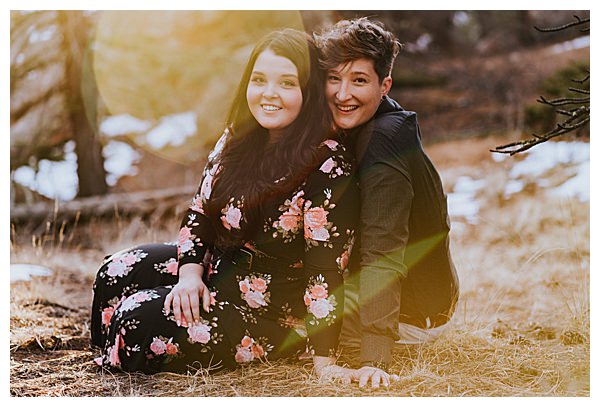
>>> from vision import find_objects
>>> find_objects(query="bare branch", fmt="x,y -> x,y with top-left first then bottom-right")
534,15 -> 589,32
537,95 -> 590,106
567,87 -> 589,95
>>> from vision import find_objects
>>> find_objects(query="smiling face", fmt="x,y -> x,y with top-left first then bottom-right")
325,58 -> 392,130
246,49 -> 303,138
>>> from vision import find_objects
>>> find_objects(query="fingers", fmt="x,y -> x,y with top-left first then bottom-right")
180,294 -> 194,329
357,368 -> 392,389
201,285 -> 211,313
172,294 -> 182,326
163,292 -> 173,316
189,291 -> 201,324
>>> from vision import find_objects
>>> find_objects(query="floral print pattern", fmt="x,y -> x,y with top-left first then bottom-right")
153,257 -> 179,276
303,189 -> 340,248
234,334 -> 274,364
100,250 -> 148,285
91,135 -> 359,373
238,273 -> 271,311
304,275 -> 337,326
221,197 -> 244,230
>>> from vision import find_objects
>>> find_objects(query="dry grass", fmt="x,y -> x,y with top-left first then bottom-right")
9,137 -> 589,397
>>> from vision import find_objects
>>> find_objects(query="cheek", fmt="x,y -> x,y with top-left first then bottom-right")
287,90 -> 303,113
246,86 -> 259,106
325,84 -> 337,102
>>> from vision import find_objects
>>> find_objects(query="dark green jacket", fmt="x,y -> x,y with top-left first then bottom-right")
348,96 -> 459,366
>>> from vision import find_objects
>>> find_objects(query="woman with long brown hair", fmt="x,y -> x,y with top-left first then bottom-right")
91,28 -> 359,376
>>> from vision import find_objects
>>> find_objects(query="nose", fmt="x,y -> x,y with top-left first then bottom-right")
263,82 -> 278,99
335,80 -> 352,102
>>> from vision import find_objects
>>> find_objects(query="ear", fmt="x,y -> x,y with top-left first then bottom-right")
381,76 -> 392,97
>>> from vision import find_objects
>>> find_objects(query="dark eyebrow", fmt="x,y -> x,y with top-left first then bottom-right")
327,68 -> 371,76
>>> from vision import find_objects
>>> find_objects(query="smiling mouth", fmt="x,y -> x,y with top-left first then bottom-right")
261,104 -> 282,112
336,104 -> 358,112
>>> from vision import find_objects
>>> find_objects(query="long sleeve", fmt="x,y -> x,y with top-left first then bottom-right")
177,132 -> 229,272
302,140 -> 359,357
356,119 -> 416,367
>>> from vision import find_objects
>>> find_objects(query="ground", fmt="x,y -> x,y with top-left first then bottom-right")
9,135 -> 590,397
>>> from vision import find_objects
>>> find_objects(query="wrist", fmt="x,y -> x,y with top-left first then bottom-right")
313,355 -> 336,374
360,360 -> 389,372
178,263 -> 204,279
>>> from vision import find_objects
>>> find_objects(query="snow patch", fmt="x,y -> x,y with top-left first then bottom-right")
103,141 -> 141,186
144,112 -> 197,149
100,114 -> 152,137
11,264 -> 52,282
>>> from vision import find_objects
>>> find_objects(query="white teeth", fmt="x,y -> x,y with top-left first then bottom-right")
262,105 -> 281,111
337,105 -> 358,112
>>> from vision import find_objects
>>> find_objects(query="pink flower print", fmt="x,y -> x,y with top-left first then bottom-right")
323,139 -> 339,150
319,157 -> 336,174
288,191 -> 305,215
190,194 -> 204,213
311,227 -> 330,242
240,335 -> 253,348
178,226 -> 194,253
187,323 -> 211,344
165,342 -> 178,355
121,253 -> 138,266
244,290 -> 267,309
108,344 -> 120,366
131,291 -> 150,303
235,347 -> 254,363
106,260 -> 127,277
310,284 -> 328,299
309,298 -> 334,319
338,250 -> 350,270
251,343 -> 265,358
304,207 -> 329,230
166,260 -> 178,276
221,205 -> 242,230
250,277 -> 268,293
101,306 -> 115,327
94,356 -> 103,366
239,279 -> 251,294
304,293 -> 311,306
336,167 -> 344,176
150,337 -> 167,355
278,212 -> 299,231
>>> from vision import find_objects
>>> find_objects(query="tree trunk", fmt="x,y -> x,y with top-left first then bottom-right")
58,11 -> 108,197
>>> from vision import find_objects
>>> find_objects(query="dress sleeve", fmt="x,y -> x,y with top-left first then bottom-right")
301,140 -> 359,357
176,131 -> 229,272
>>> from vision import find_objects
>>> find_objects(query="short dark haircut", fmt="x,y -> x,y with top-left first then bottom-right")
315,17 -> 402,83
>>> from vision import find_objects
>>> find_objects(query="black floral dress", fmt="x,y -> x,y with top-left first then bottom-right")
90,133 -> 358,373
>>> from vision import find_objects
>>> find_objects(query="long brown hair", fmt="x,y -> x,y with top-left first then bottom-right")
205,28 -> 332,248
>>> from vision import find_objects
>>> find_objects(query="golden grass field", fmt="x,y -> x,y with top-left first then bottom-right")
9,136 -> 590,397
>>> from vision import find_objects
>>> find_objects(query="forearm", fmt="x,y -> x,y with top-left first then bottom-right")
358,162 -> 413,366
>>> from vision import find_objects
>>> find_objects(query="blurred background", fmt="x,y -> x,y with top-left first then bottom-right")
10,10 -> 589,214
9,11 -> 590,395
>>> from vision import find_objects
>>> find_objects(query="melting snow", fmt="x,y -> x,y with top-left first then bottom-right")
447,176 -> 485,224
13,140 -> 79,201
551,35 -> 590,54
448,141 -> 589,229
144,112 -> 197,149
100,114 -> 152,137
10,264 -> 52,282
103,141 -> 141,186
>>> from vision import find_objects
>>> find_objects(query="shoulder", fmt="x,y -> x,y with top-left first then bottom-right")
371,109 -> 419,146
